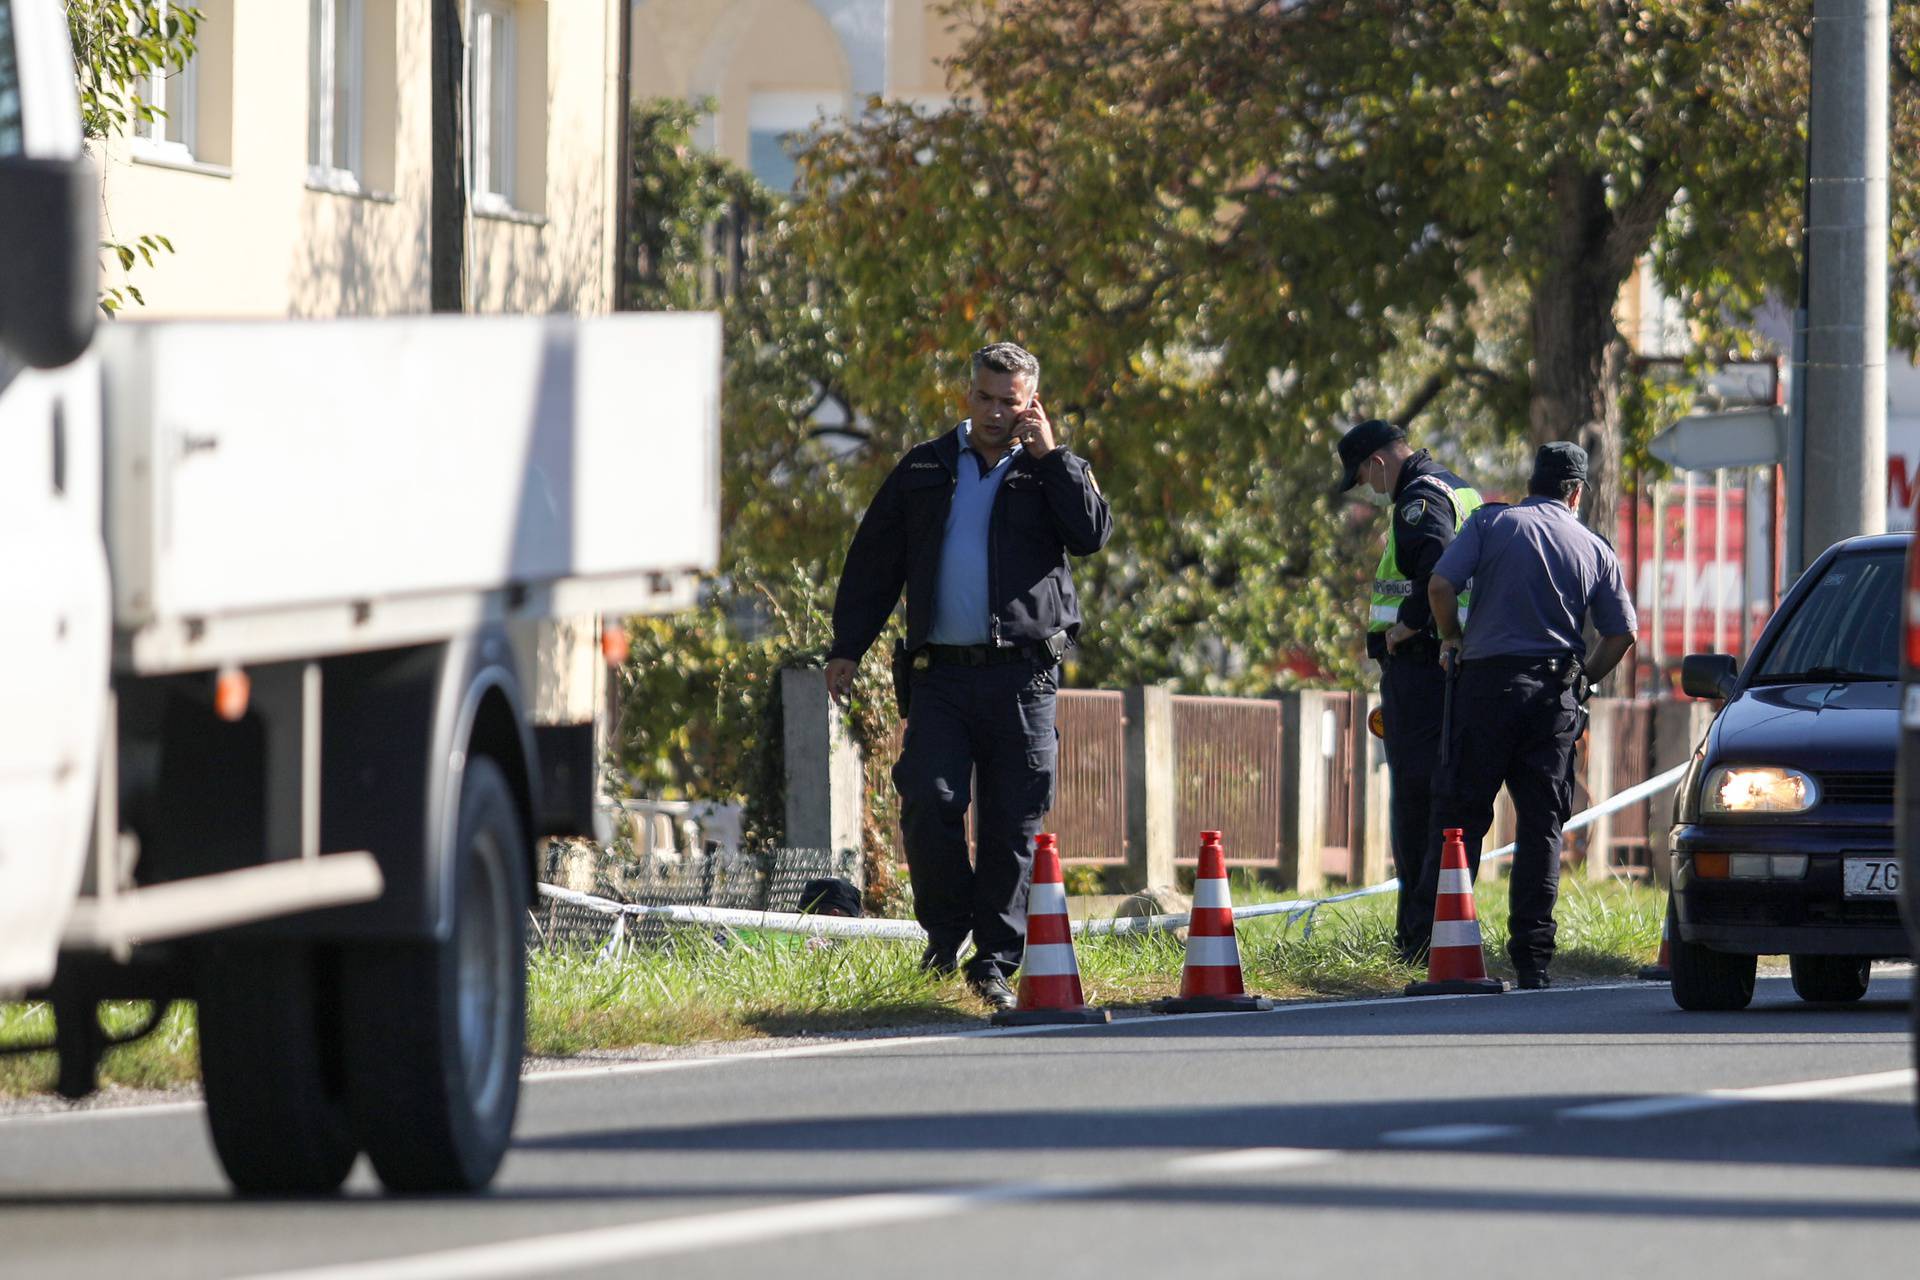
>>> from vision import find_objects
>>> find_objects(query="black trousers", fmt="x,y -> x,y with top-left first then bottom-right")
1378,651 -> 1445,959
891,659 -> 1059,981
1420,664 -> 1583,975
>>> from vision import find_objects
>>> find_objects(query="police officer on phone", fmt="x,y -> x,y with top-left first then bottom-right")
1422,441 -> 1636,989
1335,419 -> 1483,963
824,343 -> 1111,1011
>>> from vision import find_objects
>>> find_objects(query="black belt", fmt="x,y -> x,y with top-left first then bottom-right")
1382,638 -> 1440,662
921,641 -> 1055,668
1466,653 -> 1582,674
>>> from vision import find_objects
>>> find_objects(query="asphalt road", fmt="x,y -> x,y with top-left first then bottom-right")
4,974 -> 1919,1280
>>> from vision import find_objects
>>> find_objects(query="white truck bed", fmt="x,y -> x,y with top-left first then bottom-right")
102,313 -> 721,674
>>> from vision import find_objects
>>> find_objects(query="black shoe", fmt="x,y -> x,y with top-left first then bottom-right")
968,974 -> 1018,1011
919,944 -> 959,976
1515,970 -> 1552,990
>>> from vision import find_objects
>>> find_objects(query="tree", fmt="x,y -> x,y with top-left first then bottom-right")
779,0 -> 1917,684
68,0 -> 202,312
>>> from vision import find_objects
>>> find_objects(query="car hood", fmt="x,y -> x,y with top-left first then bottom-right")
1710,681 -> 1899,774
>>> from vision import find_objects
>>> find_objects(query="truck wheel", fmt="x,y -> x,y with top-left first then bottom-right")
196,943 -> 358,1195
1788,955 -> 1871,1003
342,756 -> 527,1193
1668,931 -> 1756,1011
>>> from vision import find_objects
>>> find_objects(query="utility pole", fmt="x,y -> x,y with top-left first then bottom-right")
429,0 -> 468,313
1793,0 -> 1888,573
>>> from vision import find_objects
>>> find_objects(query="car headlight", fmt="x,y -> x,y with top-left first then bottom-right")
1699,765 -> 1818,815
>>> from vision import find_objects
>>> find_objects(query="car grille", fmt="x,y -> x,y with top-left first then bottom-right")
1818,772 -> 1895,806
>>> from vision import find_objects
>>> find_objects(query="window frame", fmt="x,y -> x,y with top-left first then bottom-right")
131,0 -> 198,162
308,0 -> 365,189
469,0 -> 517,213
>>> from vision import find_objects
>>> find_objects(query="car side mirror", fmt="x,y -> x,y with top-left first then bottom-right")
0,155 -> 98,370
1680,653 -> 1739,701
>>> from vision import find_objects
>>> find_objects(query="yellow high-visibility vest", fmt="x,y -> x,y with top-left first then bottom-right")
1369,479 -> 1483,633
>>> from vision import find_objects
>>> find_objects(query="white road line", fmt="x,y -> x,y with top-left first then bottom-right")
235,1149 -> 1339,1280
1379,1123 -> 1523,1146
1559,1067 -> 1916,1121
1166,1146 -> 1336,1175
525,982 -> 1650,1084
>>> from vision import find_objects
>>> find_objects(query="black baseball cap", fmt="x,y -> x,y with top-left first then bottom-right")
1530,441 -> 1590,489
1335,419 -> 1407,493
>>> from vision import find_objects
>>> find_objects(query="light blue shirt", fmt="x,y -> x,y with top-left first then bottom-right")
1434,496 -> 1637,659
928,420 -> 1020,645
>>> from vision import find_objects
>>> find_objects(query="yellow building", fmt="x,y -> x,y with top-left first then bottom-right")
98,0 -> 628,317
630,0 -> 967,190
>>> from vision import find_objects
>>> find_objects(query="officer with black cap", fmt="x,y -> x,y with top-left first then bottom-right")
1336,418 -> 1483,963
1421,441 -> 1637,988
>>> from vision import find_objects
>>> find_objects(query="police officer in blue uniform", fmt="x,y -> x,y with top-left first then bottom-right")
1336,419 -> 1483,963
1423,442 -> 1637,988
825,343 -> 1112,1010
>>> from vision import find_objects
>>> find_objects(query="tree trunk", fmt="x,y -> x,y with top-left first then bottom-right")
1528,162 -> 1637,537
430,0 -> 466,313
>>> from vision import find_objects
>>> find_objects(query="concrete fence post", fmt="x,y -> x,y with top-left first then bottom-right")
781,667 -> 866,887
1122,684 -> 1177,895
1277,690 -> 1327,895
1358,691 -> 1393,886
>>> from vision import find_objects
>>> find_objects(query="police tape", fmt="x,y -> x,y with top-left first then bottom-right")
536,761 -> 1690,945
1080,760 -> 1691,936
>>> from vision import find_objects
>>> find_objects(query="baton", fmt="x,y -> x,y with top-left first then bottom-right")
1438,651 -> 1458,768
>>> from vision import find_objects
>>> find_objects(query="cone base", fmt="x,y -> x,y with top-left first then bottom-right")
991,1006 -> 1112,1026
1152,994 -> 1273,1014
1638,965 -> 1672,981
1403,977 -> 1505,997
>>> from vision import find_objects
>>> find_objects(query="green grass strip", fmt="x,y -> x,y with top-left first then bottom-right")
0,878 -> 1667,1097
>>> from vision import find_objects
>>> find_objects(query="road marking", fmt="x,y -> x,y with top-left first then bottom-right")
1166,1146 -> 1336,1174
1379,1123 -> 1523,1145
236,1148 -> 1339,1279
1559,1067 -> 1915,1121
526,982 -> 1650,1084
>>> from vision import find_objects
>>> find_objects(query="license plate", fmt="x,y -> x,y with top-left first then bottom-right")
1842,857 -> 1902,897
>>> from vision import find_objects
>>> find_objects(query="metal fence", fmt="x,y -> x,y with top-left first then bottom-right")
1055,690 -> 1128,865
1172,694 -> 1285,867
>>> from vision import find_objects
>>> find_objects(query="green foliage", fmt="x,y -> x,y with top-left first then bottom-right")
775,0 -> 1920,685
67,1 -> 203,313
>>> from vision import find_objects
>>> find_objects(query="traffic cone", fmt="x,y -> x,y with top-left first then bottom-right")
993,834 -> 1111,1026
1153,831 -> 1272,1014
1639,898 -> 1674,981
1404,828 -> 1504,997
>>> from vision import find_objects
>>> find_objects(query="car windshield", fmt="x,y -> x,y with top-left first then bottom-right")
1749,548 -> 1905,684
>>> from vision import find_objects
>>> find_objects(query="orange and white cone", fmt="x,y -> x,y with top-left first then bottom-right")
1639,898 -> 1674,981
1153,831 -> 1272,1014
1404,827 -> 1504,996
993,833 -> 1112,1026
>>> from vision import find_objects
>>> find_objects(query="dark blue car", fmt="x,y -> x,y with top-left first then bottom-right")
1668,533 -> 1908,1011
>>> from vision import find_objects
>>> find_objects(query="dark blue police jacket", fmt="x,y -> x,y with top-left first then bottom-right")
828,424 -> 1112,663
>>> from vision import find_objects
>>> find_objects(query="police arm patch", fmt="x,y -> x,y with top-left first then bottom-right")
1399,497 -> 1427,523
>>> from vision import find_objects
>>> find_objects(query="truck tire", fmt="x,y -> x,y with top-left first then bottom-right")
342,756 -> 528,1193
196,943 -> 359,1195
1788,954 -> 1871,1003
1668,931 -> 1756,1011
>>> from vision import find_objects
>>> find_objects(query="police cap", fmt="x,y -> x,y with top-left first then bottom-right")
1335,418 -> 1407,493
1530,441 -> 1590,490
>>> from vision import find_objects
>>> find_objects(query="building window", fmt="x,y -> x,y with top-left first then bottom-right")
133,1 -> 198,161
747,93 -> 839,193
0,1 -> 21,157
309,0 -> 363,185
470,0 -> 515,212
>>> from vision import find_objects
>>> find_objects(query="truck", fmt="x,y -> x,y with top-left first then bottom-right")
0,1 -> 719,1193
